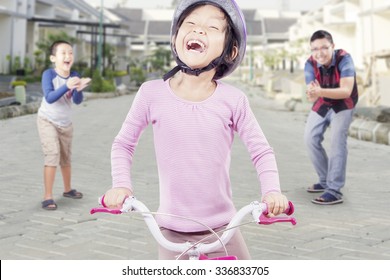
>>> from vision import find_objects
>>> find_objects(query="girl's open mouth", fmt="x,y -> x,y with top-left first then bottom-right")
186,39 -> 205,52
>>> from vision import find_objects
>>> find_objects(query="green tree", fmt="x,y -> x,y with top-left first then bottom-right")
33,50 -> 45,75
13,56 -> 21,73
286,38 -> 307,72
147,47 -> 171,73
129,66 -> 146,86
260,49 -> 278,70
23,57 -> 33,75
103,43 -> 116,71
90,69 -> 116,93
5,55 -> 22,74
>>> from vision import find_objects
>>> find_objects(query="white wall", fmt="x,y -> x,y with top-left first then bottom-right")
0,16 -> 12,73
0,0 -> 29,74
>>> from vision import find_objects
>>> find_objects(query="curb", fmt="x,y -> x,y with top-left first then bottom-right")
0,89 -> 134,120
2,86 -> 389,146
284,99 -> 311,112
349,118 -> 390,145
281,97 -> 390,146
0,101 -> 41,119
83,91 -> 119,100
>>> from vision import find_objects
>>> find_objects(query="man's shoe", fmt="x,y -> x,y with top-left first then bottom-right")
307,183 -> 325,193
312,192 -> 343,205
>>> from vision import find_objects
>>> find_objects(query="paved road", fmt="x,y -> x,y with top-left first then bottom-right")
0,79 -> 389,260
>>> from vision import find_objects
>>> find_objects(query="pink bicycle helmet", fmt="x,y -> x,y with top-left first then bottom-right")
163,0 -> 247,80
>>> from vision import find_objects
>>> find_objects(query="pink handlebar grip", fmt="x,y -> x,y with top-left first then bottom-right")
258,201 -> 296,225
284,201 -> 295,216
263,201 -> 295,216
90,194 -> 129,215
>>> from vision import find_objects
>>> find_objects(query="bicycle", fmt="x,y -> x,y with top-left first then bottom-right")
90,196 -> 297,260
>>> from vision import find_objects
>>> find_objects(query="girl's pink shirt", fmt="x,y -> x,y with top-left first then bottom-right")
111,79 -> 281,232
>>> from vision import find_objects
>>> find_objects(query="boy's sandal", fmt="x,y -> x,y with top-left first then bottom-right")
63,189 -> 83,199
311,192 -> 343,205
42,199 -> 57,210
307,183 -> 325,193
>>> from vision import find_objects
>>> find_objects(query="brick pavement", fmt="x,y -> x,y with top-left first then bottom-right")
0,79 -> 389,260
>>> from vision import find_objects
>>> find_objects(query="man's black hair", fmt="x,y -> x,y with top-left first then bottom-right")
310,30 -> 333,44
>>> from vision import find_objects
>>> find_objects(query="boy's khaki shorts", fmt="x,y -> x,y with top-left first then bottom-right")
37,116 -> 73,167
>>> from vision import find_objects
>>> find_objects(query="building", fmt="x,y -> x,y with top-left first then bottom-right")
0,0 -> 127,75
0,0 -> 30,74
0,0 -> 300,80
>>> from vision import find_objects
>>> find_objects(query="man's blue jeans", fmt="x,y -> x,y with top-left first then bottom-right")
304,108 -> 354,199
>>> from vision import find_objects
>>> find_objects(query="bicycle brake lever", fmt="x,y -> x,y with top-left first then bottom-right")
284,201 -> 295,216
258,213 -> 297,225
90,196 -> 136,215
90,207 -> 122,214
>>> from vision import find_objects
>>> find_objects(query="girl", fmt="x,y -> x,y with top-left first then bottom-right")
103,0 -> 289,259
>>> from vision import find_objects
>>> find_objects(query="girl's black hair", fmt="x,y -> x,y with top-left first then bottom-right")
174,2 -> 239,78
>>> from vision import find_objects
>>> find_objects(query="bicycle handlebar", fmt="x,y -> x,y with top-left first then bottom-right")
91,196 -> 296,258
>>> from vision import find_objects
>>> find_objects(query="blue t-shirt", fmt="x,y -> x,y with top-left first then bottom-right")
304,51 -> 355,84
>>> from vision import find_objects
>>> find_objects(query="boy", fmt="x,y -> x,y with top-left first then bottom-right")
37,40 -> 91,210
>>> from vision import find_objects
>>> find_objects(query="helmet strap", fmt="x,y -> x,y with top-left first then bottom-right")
163,65 -> 182,81
163,49 -> 228,81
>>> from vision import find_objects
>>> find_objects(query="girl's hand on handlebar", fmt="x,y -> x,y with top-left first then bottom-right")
262,192 -> 289,216
103,187 -> 133,208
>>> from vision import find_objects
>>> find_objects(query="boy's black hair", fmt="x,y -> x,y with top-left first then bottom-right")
50,40 -> 72,55
174,2 -> 239,79
310,30 -> 333,44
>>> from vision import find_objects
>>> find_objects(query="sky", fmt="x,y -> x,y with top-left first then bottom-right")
87,0 -> 329,12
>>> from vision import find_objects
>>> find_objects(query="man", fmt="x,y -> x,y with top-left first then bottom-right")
304,30 -> 358,205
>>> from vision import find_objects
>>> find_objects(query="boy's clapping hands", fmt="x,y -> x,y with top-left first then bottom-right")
76,78 -> 92,92
66,77 -> 92,92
